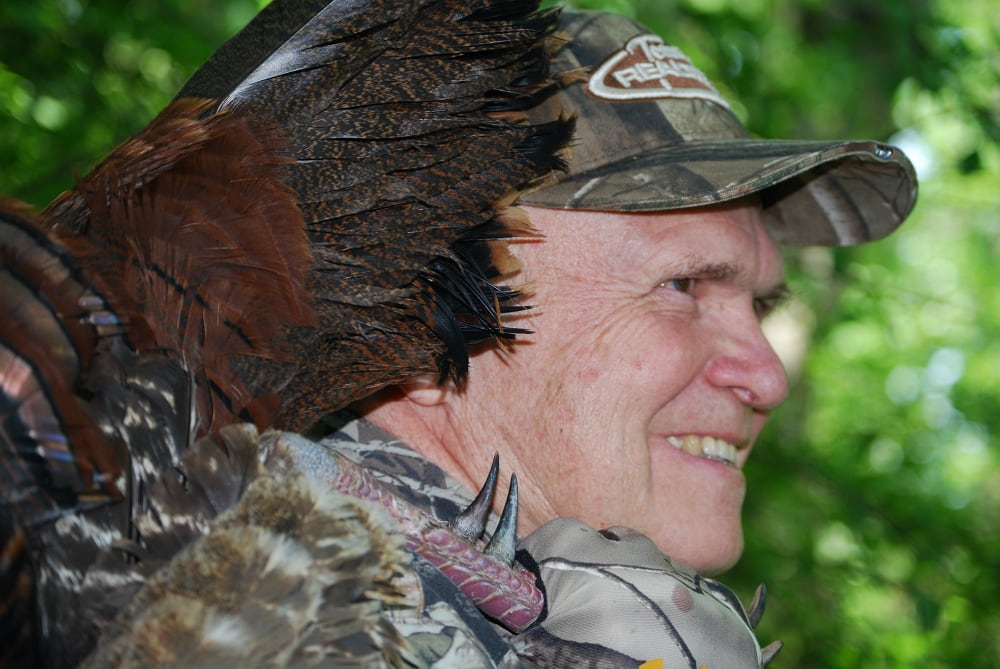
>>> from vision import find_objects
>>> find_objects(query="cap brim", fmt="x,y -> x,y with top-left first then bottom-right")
521,138 -> 918,246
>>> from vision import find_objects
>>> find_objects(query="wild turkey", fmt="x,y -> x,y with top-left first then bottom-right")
0,0 -> 572,664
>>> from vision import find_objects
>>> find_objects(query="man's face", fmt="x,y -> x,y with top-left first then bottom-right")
445,201 -> 788,574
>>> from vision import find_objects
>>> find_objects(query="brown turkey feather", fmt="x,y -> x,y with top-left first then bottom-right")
174,0 -> 573,431
48,98 -> 315,433
0,0 -> 571,665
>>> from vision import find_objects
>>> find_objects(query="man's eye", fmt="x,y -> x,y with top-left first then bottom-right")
753,298 -> 776,319
662,278 -> 695,294
753,289 -> 790,319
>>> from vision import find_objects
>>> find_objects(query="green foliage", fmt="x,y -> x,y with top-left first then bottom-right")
0,0 -> 262,207
2,0 -> 998,666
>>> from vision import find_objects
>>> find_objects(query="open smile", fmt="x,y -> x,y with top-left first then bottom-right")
666,435 -> 740,466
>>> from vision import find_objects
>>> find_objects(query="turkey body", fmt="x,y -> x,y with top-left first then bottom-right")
0,0 -> 572,664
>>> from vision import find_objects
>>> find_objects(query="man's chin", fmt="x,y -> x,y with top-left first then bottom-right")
653,527 -> 744,575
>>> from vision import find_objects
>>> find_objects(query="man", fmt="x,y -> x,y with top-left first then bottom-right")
361,199 -> 786,574
351,10 -> 915,572
320,8 -> 916,665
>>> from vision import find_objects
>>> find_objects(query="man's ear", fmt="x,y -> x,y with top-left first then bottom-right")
400,374 -> 451,406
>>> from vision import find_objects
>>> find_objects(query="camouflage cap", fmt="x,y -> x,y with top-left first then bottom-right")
521,11 -> 918,246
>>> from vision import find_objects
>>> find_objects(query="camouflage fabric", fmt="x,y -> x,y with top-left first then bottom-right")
520,11 -> 918,247
513,520 -> 780,668
318,413 -> 521,668
317,415 -> 780,668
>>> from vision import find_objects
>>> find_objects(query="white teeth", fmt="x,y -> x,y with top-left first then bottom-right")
666,435 -> 738,465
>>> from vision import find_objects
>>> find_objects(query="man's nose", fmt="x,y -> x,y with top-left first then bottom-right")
705,316 -> 789,411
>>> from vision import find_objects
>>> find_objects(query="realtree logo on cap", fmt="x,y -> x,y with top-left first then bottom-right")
586,34 -> 730,109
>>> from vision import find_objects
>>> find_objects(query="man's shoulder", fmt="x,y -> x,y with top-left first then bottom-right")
309,413 -> 521,667
316,412 -> 479,523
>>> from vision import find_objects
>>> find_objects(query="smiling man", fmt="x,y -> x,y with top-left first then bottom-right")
367,201 -> 789,574
360,10 -> 915,573
333,9 -> 916,666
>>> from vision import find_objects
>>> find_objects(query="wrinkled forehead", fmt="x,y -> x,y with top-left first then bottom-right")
521,202 -> 783,285
627,204 -> 784,282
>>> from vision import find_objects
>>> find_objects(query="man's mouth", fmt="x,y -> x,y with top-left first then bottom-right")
666,435 -> 739,466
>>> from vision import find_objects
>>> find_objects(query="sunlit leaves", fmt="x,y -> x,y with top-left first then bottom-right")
0,0 -> 262,206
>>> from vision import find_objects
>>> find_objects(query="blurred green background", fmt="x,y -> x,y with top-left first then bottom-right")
1,0 -> 997,666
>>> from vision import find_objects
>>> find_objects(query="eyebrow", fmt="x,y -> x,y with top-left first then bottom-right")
688,260 -> 741,281
670,254 -> 790,300
667,255 -> 741,281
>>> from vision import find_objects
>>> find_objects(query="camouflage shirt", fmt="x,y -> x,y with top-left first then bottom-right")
317,413 -> 522,668
314,413 -> 779,669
